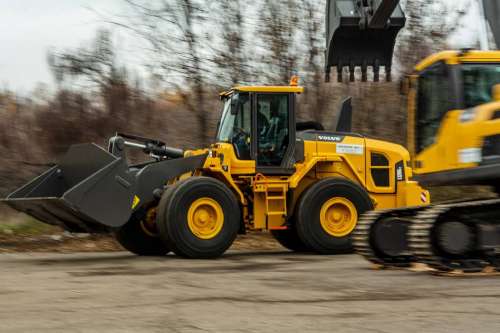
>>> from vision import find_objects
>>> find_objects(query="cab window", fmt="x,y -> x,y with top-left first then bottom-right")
256,94 -> 289,166
462,63 -> 500,108
416,62 -> 450,153
217,93 -> 252,160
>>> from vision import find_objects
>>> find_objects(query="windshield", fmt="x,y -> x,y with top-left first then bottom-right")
463,63 -> 500,108
216,92 -> 251,141
216,92 -> 252,160
216,96 -> 235,142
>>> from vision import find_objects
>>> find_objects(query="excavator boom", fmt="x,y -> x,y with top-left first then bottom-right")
483,0 -> 500,48
325,0 -> 405,82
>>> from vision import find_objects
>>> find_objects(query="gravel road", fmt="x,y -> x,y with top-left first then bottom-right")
0,251 -> 499,332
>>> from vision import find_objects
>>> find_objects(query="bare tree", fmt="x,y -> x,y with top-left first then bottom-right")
395,0 -> 469,74
300,0 -> 329,123
258,0 -> 300,85
48,30 -> 126,90
210,0 -> 248,87
122,0 -> 213,145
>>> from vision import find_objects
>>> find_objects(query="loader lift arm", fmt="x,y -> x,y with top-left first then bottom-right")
325,0 -> 405,82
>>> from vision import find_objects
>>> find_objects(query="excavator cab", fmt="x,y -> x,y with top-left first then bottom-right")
407,51 -> 500,179
325,0 -> 405,82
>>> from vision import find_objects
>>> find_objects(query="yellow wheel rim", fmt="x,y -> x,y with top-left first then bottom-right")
187,198 -> 224,240
320,197 -> 358,237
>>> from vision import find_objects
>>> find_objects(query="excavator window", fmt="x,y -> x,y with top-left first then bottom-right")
256,94 -> 290,166
462,63 -> 500,108
416,62 -> 451,153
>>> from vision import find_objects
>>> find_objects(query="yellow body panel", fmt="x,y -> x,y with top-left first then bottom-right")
414,102 -> 500,174
415,50 -> 500,71
407,75 -> 419,157
235,86 -> 304,94
188,135 -> 429,232
221,86 -> 304,97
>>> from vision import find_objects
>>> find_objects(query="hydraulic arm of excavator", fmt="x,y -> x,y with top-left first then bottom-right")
483,0 -> 500,48
326,0 -> 499,84
325,0 -> 405,82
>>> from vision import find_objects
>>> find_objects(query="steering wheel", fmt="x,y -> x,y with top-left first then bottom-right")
232,127 -> 251,160
232,127 -> 250,142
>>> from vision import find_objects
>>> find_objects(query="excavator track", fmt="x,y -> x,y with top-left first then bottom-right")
355,199 -> 500,275
353,210 -> 386,266
353,207 -> 429,268
408,200 -> 500,274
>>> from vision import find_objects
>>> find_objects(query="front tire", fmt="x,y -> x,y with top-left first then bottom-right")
157,177 -> 241,259
114,214 -> 170,256
296,178 -> 373,254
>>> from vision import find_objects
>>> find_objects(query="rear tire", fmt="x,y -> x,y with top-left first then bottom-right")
296,178 -> 373,254
270,223 -> 309,252
157,177 -> 241,259
114,214 -> 170,256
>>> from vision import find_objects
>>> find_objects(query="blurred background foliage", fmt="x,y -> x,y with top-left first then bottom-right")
0,0 -> 480,211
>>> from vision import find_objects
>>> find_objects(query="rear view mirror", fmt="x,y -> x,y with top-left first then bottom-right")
230,95 -> 240,115
493,84 -> 500,102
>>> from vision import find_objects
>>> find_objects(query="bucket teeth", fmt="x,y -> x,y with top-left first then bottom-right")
331,63 -> 391,83
361,62 -> 368,82
325,0 -> 405,83
349,62 -> 355,82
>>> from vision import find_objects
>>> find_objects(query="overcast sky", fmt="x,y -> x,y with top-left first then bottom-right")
0,0 -> 487,93
0,1 -> 129,92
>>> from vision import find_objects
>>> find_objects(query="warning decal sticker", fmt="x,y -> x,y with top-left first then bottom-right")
336,144 -> 364,155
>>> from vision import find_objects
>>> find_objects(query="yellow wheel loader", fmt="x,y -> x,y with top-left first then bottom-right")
324,0 -> 500,273
1,82 -> 428,258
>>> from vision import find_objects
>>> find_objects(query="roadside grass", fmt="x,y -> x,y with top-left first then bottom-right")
0,215 -> 60,236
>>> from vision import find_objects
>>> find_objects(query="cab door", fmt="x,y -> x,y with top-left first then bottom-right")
252,93 -> 296,174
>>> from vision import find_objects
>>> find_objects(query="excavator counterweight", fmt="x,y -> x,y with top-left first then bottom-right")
325,0 -> 405,82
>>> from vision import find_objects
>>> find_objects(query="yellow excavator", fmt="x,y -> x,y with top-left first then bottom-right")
325,0 -> 500,273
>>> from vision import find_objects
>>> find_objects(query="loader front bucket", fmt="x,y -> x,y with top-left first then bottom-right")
2,143 -> 207,233
2,144 -> 135,233
325,0 -> 406,82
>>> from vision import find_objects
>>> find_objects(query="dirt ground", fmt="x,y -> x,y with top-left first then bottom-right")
0,231 -> 282,253
0,251 -> 499,333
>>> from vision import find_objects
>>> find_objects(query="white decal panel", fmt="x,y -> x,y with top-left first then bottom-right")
458,148 -> 482,164
336,144 -> 364,155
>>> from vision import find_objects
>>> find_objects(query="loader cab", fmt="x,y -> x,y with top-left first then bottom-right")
217,85 -> 303,174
